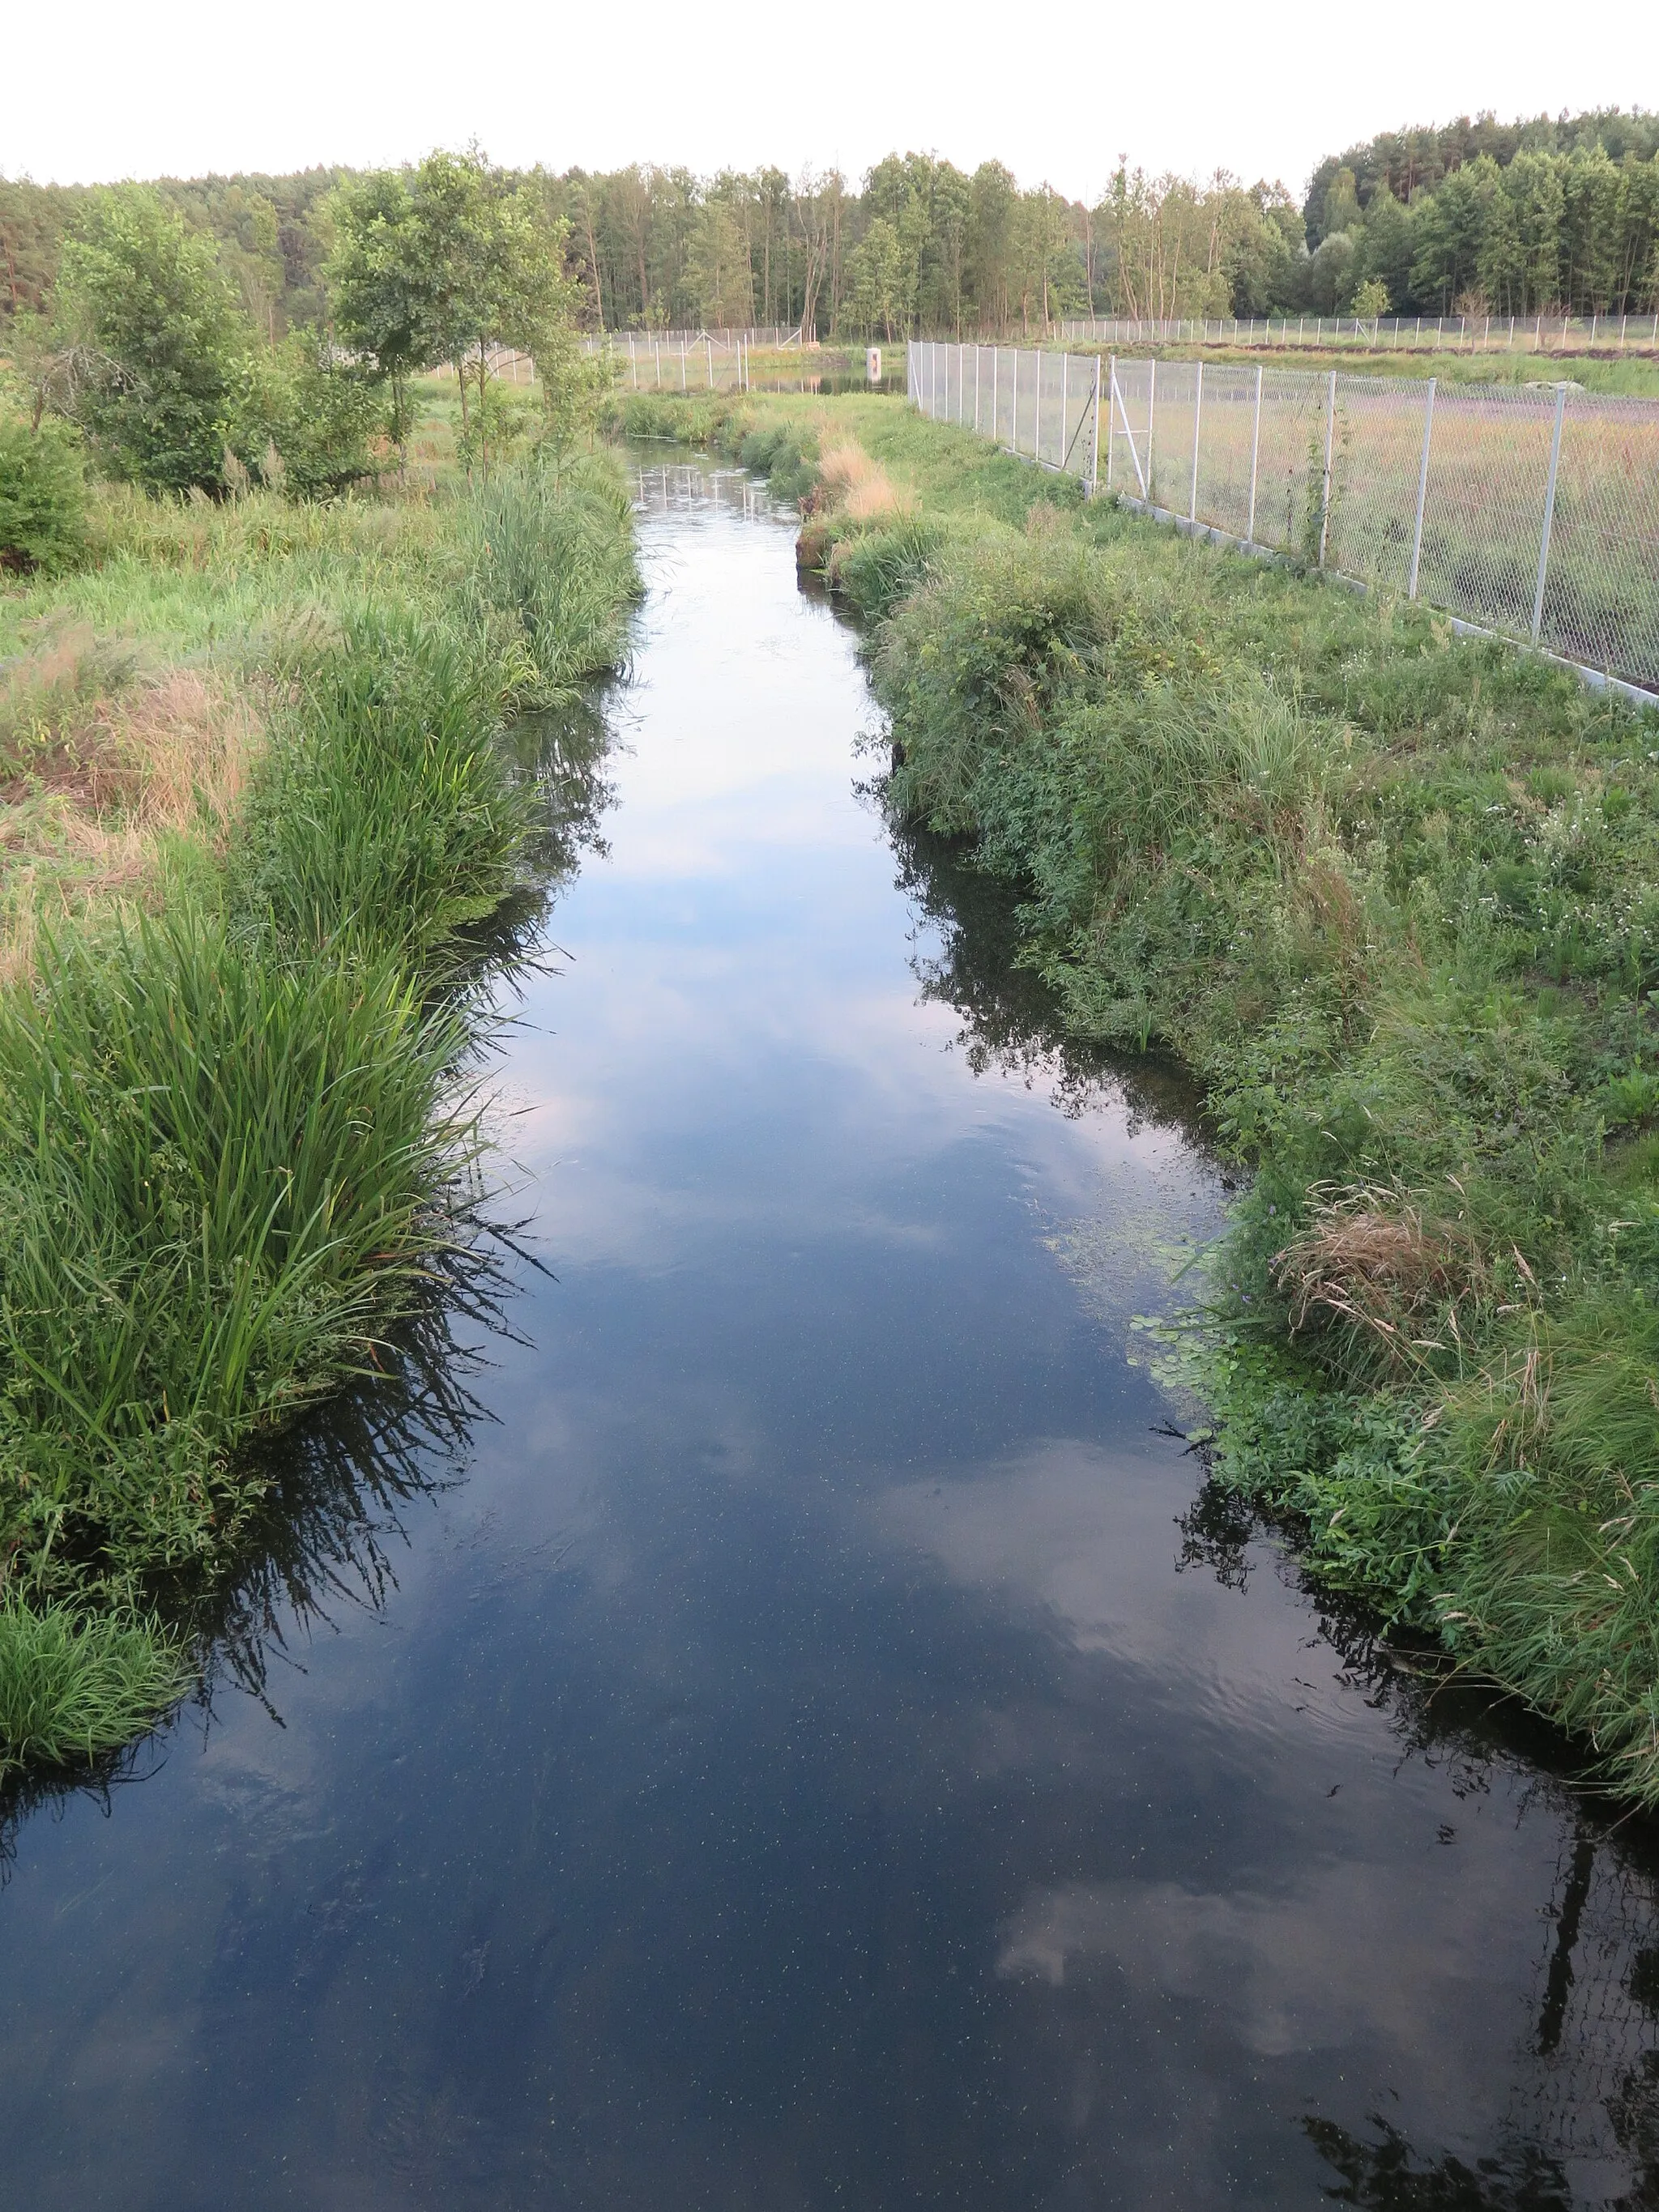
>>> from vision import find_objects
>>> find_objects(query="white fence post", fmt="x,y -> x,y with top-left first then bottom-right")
1090,354 -> 1101,492
1146,359 -> 1157,504
1318,369 -> 1337,565
1061,352 -> 1069,472
1034,351 -> 1043,462
1532,382 -> 1567,645
1189,360 -> 1204,522
1106,355 -> 1116,489
1247,364 -> 1262,543
1408,376 -> 1435,599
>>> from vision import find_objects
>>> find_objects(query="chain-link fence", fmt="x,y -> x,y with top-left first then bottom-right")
909,339 -> 1659,696
1060,312 -> 1659,356
584,333 -> 757,393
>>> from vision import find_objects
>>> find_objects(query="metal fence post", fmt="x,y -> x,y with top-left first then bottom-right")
1106,354 -> 1115,488
974,347 -> 980,432
1189,360 -> 1204,522
1090,353 -> 1101,492
1146,358 -> 1157,503
1247,364 -> 1262,543
1011,349 -> 1017,452
957,342 -> 965,424
1061,352 -> 1069,473
1034,351 -> 1043,462
991,347 -> 998,440
1532,382 -> 1567,645
1318,369 -> 1337,565
1408,375 -> 1435,599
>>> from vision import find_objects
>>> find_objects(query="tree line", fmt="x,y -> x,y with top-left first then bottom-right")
3,108 -> 1657,369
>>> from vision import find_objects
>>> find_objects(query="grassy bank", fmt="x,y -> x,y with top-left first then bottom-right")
641,386 -> 1659,1805
0,440 -> 639,1769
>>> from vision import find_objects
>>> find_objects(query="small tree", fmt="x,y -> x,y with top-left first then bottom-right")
1351,275 -> 1390,320
323,169 -> 428,454
328,150 -> 578,478
232,336 -> 389,499
0,415 -> 87,573
53,185 -> 247,492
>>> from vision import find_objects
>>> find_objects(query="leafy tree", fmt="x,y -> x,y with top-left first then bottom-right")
841,217 -> 907,339
54,185 -> 246,492
325,168 -> 429,450
1351,276 -> 1390,319
0,415 -> 87,573
1350,185 -> 1415,311
328,150 -> 576,475
687,198 -> 752,327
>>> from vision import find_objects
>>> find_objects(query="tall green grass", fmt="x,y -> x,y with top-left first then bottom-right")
0,450 -> 639,1770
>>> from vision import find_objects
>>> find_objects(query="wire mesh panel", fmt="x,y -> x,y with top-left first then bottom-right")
900,342 -> 1658,692
1192,367 -> 1260,541
1012,351 -> 1036,464
1417,385 -> 1558,645
1546,394 -> 1659,683
1251,369 -> 1327,557
1107,358 -> 1154,499
1326,377 -> 1437,593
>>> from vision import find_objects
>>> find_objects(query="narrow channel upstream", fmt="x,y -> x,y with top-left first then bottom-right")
4,453 -> 1659,2209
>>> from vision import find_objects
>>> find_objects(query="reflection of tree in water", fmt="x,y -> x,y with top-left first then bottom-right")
1304,2117 -> 1575,2209
891,800 -> 1659,2211
888,814 -> 1214,1140
0,695 -> 616,1861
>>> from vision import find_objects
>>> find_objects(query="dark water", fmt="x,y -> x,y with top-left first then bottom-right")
5,455 -> 1659,2210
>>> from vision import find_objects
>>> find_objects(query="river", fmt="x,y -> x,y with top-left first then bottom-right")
2,451 -> 1657,2209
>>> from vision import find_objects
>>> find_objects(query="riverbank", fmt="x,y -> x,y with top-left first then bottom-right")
0,432 -> 639,1767
634,386 -> 1659,1805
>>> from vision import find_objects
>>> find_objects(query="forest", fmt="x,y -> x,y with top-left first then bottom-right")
4,108 -> 1659,349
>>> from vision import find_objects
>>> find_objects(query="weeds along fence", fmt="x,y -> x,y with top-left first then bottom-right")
1059,312 -> 1659,356
909,339 -> 1659,697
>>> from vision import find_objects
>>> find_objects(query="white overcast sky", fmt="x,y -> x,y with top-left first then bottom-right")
6,0 -> 1657,204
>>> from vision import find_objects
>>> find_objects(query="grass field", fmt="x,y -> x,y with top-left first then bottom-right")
632,384 -> 1659,1805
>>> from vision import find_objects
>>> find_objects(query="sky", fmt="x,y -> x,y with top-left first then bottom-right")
6,0 -> 1657,203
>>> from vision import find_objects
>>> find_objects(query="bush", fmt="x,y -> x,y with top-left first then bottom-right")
55,185 -> 245,494
0,416 -> 88,574
232,337 -> 390,501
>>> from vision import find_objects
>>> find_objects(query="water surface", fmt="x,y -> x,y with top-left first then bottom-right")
3,455 -> 1658,2210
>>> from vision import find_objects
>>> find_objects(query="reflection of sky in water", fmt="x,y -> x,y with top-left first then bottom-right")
1,457 -> 1657,2210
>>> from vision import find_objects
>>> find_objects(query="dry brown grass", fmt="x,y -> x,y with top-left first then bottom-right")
0,637 -> 259,970
817,438 -> 913,525
1271,1182 -> 1497,1369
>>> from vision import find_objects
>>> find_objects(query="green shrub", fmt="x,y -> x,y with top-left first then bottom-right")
232,336 -> 390,500
0,416 -> 88,574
